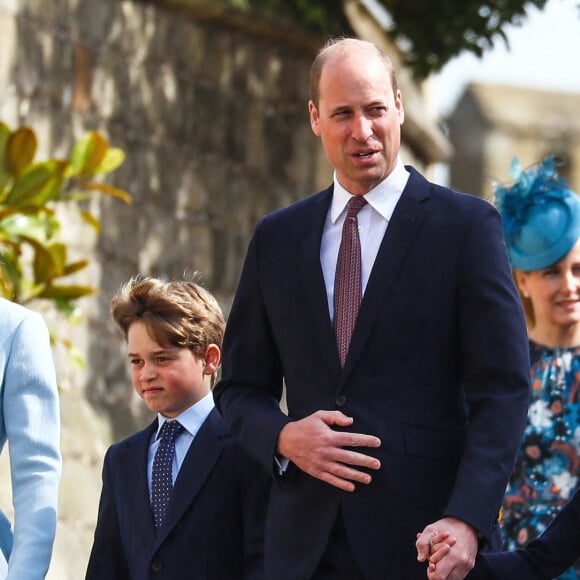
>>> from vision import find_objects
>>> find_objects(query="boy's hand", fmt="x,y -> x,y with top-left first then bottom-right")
416,517 -> 476,580
424,532 -> 456,579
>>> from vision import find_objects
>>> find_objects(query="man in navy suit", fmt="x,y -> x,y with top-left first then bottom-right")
86,277 -> 269,579
213,38 -> 531,580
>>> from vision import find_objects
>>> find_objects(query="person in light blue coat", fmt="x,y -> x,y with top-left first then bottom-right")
0,297 -> 62,579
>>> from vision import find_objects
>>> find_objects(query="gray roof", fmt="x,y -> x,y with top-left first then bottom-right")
457,82 -> 580,133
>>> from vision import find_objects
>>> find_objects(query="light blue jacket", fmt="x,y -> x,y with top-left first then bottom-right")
0,298 -> 61,579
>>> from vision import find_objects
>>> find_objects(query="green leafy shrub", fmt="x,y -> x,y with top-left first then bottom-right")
0,123 -> 131,312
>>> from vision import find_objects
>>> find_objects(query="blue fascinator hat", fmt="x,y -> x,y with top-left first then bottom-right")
495,155 -> 580,272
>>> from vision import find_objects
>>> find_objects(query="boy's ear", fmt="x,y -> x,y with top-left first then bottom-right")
203,344 -> 221,375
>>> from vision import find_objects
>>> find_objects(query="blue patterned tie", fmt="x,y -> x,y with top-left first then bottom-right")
151,420 -> 184,529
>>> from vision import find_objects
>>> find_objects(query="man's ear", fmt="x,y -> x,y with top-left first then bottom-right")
203,344 -> 221,376
309,100 -> 321,136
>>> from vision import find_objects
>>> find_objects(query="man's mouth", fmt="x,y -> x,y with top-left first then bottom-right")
354,150 -> 376,159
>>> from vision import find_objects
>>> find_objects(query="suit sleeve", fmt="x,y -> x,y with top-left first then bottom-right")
85,449 -> 129,579
4,310 -> 61,580
214,221 -> 290,474
473,489 -> 580,579
239,450 -> 271,580
445,201 -> 531,546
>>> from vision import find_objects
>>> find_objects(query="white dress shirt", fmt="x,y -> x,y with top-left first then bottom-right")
147,391 -> 214,496
320,157 -> 410,320
276,159 -> 409,475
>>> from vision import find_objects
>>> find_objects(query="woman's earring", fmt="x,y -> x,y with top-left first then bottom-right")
523,291 -> 530,298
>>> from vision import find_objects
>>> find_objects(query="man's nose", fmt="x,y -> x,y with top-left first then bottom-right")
351,114 -> 373,141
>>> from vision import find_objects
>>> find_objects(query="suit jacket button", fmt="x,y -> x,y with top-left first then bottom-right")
335,395 -> 347,407
151,560 -> 163,573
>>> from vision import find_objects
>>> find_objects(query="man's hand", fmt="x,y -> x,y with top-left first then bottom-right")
415,531 -> 456,577
416,517 -> 478,580
277,410 -> 381,491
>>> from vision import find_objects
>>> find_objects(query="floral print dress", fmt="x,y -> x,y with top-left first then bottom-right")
502,341 -> 580,578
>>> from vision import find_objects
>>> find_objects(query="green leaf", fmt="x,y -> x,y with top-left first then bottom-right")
32,241 -> 66,284
92,147 -> 125,175
38,284 -> 95,300
4,160 -> 68,208
6,126 -> 37,176
79,209 -> 101,232
70,131 -> 108,177
83,181 -> 132,204
0,253 -> 21,299
62,259 -> 89,277
0,122 -> 11,190
0,214 -> 60,244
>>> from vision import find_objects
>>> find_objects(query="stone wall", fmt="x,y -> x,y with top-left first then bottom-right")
0,1 -> 446,577
0,1 -> 329,576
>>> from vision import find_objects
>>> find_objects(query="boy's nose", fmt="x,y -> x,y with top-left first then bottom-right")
140,363 -> 157,381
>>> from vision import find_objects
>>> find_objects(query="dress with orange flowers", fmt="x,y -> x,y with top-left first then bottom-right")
502,341 -> 580,579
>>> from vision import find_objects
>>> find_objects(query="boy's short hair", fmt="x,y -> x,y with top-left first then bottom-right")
110,276 -> 225,357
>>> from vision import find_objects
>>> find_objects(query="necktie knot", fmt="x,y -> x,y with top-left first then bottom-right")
346,195 -> 367,218
159,420 -> 184,443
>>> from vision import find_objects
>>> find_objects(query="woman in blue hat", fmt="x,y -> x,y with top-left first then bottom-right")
423,156 -> 580,579
495,156 -> 580,579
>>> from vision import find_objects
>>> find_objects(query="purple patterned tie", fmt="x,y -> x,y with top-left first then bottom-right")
151,420 -> 184,529
334,195 -> 367,366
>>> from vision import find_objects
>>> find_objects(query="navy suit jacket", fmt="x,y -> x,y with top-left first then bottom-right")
471,490 -> 580,579
214,167 -> 532,580
85,408 -> 269,580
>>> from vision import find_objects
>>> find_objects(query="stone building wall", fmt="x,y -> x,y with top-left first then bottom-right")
0,1 -> 447,577
447,82 -> 580,199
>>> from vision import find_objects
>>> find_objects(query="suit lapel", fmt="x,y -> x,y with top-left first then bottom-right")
153,408 -> 227,548
297,187 -> 342,376
117,421 -> 158,544
341,168 -> 430,383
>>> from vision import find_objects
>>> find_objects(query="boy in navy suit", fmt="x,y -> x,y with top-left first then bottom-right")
86,276 -> 269,580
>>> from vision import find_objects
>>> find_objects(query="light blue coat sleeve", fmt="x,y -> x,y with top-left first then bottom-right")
0,299 -> 62,580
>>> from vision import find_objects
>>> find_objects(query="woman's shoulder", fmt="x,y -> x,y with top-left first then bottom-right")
529,340 -> 580,363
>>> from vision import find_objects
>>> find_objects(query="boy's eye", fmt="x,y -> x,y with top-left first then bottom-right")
129,358 -> 142,366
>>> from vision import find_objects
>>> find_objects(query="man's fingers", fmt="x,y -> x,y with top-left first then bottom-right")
318,472 -> 357,492
329,447 -> 381,470
316,409 -> 354,427
429,543 -> 452,564
316,411 -> 381,447
415,529 -> 434,562
336,431 -> 382,449
277,412 -> 382,491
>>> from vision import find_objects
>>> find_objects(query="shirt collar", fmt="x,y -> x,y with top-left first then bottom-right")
156,391 -> 214,439
330,157 -> 410,223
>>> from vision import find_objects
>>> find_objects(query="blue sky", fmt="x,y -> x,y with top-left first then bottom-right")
432,0 -> 580,116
